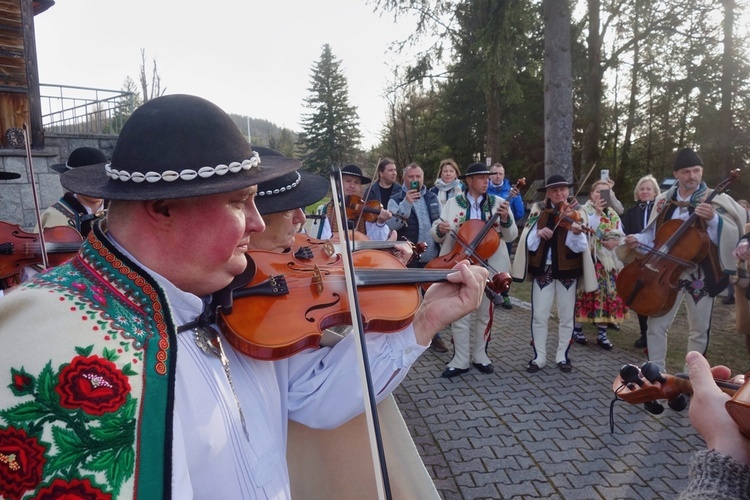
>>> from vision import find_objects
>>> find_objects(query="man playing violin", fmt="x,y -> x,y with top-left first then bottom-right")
511,174 -> 596,373
621,148 -> 747,373
319,164 -> 393,240
46,146 -> 108,238
431,162 -> 518,378
0,95 -> 488,499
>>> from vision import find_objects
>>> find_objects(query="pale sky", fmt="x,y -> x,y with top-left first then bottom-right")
33,0 -> 421,149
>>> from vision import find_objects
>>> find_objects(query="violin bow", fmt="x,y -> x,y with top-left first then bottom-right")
354,157 -> 382,234
329,167 -> 392,500
22,123 -> 50,269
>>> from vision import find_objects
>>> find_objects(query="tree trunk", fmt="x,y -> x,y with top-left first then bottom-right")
581,0 -> 602,174
718,0 -> 735,173
543,0 -> 573,181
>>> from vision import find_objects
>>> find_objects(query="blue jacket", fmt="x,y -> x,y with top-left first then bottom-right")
487,179 -> 525,221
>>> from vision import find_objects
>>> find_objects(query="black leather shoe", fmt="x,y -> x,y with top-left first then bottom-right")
526,361 -> 540,373
597,335 -> 614,350
557,361 -> 572,373
441,367 -> 469,378
634,335 -> 647,348
473,363 -> 494,374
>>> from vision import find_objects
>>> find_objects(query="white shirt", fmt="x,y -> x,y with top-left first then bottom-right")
633,192 -> 720,252
319,217 -> 390,241
110,237 -> 424,499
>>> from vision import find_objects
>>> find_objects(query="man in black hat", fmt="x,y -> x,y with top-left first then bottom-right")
511,174 -> 594,373
319,164 -> 393,240
0,94 -> 488,498
431,162 -> 517,378
621,147 -> 747,372
44,147 -> 108,238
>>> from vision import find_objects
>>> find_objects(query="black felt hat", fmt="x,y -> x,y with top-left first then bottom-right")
340,164 -> 371,184
252,147 -> 329,215
60,95 -> 300,200
459,162 -> 492,179
50,147 -> 107,174
673,148 -> 703,171
537,174 -> 574,192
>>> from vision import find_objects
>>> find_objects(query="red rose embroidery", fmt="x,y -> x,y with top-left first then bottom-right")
0,426 -> 47,500
33,477 -> 112,500
56,356 -> 131,416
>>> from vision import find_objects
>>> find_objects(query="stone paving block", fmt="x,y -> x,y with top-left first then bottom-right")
458,483 -> 501,499
497,481 -> 551,498
473,468 -> 510,487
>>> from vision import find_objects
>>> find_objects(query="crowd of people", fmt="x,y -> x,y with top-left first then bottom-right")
0,93 -> 747,497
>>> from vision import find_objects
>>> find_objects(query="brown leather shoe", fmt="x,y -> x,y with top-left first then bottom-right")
430,337 -> 449,353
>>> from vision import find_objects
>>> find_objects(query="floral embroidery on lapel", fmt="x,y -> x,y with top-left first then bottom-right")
0,345 -> 137,499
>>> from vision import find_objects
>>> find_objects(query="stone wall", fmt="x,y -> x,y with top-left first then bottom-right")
0,134 -> 116,229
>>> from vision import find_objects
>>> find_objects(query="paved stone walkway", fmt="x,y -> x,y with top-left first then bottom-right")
393,298 -> 704,499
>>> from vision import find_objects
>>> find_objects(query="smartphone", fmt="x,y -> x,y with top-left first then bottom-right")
600,169 -> 610,182
600,189 -> 611,206
409,180 -> 419,190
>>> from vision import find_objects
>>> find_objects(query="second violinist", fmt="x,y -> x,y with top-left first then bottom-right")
511,174 -> 596,374
319,164 -> 392,241
431,162 -> 518,378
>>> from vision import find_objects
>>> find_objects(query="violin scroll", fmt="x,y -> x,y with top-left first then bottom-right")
488,272 -> 512,295
613,361 -> 750,436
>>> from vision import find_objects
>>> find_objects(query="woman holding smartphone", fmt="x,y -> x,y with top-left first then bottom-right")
571,180 -> 629,349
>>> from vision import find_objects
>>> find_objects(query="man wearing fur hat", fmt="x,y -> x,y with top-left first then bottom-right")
511,174 -> 596,373
621,147 -> 747,372
0,95 -> 487,498
431,162 -> 517,378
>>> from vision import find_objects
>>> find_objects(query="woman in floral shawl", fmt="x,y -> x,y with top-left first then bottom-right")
572,180 -> 629,349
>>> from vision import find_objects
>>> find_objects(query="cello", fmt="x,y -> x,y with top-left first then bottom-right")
616,170 -> 740,317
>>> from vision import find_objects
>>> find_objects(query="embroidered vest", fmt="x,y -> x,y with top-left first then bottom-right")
526,201 -> 583,279
0,221 -> 176,498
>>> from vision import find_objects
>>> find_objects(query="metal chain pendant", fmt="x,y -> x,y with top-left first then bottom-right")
194,326 -> 250,441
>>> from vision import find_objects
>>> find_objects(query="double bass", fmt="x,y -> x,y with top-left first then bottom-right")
616,170 -> 740,317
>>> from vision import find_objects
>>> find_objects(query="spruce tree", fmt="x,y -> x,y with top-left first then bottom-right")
297,44 -> 363,174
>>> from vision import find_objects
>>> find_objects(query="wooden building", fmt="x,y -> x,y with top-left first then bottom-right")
0,0 -> 54,150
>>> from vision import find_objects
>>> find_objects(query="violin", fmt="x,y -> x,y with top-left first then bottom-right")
613,361 -> 750,437
426,178 -> 527,272
212,250 -> 511,360
551,201 -> 596,235
616,170 -> 740,317
0,221 -> 83,278
345,195 -> 408,225
293,233 -> 427,265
